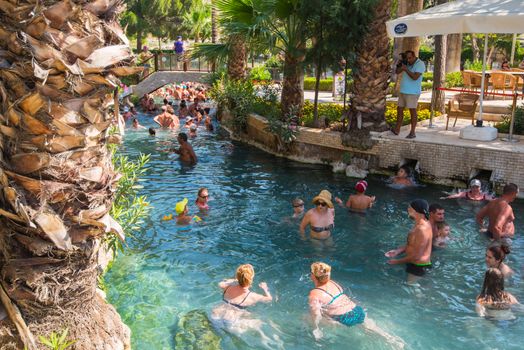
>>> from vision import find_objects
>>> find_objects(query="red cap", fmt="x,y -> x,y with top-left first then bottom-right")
355,180 -> 368,193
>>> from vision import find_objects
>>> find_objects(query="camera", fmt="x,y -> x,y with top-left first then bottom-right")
396,52 -> 408,68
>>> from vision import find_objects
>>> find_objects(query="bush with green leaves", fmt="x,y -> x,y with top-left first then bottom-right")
422,72 -> 433,82
445,71 -> 463,88
385,104 -> 440,125
249,65 -> 271,82
463,59 -> 484,71
301,100 -> 345,127
209,78 -> 255,132
304,77 -> 333,91
108,151 -> 151,254
264,55 -> 284,69
496,103 -> 524,135
265,105 -> 300,151
38,329 -> 76,350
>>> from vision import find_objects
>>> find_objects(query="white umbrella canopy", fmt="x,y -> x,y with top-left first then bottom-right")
387,0 -> 524,37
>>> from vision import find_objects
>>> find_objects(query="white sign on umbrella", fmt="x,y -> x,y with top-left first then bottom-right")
386,0 -> 524,141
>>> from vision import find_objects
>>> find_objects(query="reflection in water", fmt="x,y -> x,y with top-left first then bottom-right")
105,113 -> 524,350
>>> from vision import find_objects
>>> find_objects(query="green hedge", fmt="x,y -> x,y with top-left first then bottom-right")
301,100 -> 344,126
304,77 -> 333,91
496,104 -> 524,135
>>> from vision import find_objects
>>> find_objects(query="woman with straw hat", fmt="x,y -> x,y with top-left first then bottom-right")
300,190 -> 335,244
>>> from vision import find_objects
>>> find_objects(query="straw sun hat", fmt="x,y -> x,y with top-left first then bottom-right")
312,190 -> 333,208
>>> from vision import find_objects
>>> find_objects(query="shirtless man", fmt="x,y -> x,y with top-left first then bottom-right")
476,183 -> 519,240
154,106 -> 178,129
188,97 -> 200,117
386,199 -> 433,282
335,180 -> 375,212
300,190 -> 335,243
173,132 -> 197,164
428,203 -> 445,238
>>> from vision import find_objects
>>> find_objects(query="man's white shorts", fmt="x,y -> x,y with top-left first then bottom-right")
398,93 -> 420,109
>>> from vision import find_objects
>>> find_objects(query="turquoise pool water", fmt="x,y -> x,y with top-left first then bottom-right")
106,113 -> 524,350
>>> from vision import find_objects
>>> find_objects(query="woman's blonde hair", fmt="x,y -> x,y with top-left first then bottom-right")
236,264 -> 255,287
311,262 -> 331,283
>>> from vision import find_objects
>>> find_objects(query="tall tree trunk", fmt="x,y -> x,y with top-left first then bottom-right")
137,31 -> 143,52
446,33 -> 462,72
399,0 -> 423,55
432,0 -> 448,113
227,34 -> 246,80
313,10 -> 324,128
281,51 -> 305,118
0,1 -> 132,349
211,1 -> 218,43
472,34 -> 480,61
344,0 -> 391,149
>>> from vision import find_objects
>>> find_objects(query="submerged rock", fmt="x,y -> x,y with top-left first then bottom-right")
346,164 -> 368,178
175,309 -> 222,350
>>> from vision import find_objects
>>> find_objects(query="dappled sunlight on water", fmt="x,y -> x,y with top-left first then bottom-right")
105,113 -> 524,349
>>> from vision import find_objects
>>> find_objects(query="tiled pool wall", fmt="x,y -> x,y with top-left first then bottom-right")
223,112 -> 524,196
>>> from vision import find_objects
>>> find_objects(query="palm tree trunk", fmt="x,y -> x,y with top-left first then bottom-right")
344,0 -> 391,147
0,1 -> 132,348
446,34 -> 462,73
227,34 -> 246,80
137,31 -> 143,52
211,1 -> 218,43
432,0 -> 449,113
472,34 -> 480,61
281,52 -> 305,118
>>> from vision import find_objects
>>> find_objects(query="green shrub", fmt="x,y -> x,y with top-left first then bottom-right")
301,101 -> 345,127
209,78 -> 255,131
419,45 -> 434,62
496,104 -> 524,135
304,77 -> 333,91
421,81 -> 433,91
463,59 -> 484,71
249,65 -> 271,82
445,71 -> 463,88
264,55 -> 283,69
385,104 -> 440,126
422,72 -> 433,82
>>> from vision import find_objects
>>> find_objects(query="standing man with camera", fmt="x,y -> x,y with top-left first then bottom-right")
392,50 -> 426,139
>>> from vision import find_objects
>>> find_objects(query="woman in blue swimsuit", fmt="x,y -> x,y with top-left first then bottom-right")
308,262 -> 405,348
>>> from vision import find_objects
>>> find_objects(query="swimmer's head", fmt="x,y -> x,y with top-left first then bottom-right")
502,183 -> 519,202
132,118 -> 138,125
470,179 -> 481,188
178,132 -> 188,142
236,264 -> 255,287
408,199 -> 429,220
397,166 -> 410,178
175,198 -> 188,215
480,268 -> 506,300
190,124 -> 197,131
436,221 -> 450,236
292,198 -> 304,208
161,105 -> 167,111
486,244 -> 510,267
148,127 -> 156,136
311,262 -> 331,283
355,180 -> 368,193
429,203 -> 445,222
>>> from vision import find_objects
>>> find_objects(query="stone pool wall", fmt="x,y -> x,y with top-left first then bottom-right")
221,112 -> 524,195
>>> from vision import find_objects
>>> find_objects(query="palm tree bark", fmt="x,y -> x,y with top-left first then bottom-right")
227,34 -> 246,80
281,52 -> 305,118
432,0 -> 449,113
0,0 -> 132,348
343,0 -> 391,149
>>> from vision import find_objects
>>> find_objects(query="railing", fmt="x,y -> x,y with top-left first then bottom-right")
154,52 -> 215,73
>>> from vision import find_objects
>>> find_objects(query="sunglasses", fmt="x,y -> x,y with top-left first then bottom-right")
315,201 -> 327,207
293,203 -> 304,208
199,195 -> 209,199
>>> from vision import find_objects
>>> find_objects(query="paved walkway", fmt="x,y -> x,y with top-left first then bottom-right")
377,116 -> 523,153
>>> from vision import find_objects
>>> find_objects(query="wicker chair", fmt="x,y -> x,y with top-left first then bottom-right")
489,72 -> 517,100
446,93 -> 480,130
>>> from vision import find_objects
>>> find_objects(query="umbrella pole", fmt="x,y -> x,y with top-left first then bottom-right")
477,34 -> 489,126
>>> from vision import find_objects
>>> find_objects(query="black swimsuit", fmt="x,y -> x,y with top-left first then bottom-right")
222,286 -> 251,309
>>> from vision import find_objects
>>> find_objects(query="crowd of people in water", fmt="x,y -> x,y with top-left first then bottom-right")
128,82 -> 520,348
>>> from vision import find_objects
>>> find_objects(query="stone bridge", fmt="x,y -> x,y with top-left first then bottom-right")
131,71 -> 210,97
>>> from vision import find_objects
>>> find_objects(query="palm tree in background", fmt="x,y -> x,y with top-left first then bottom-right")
182,0 -> 212,43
